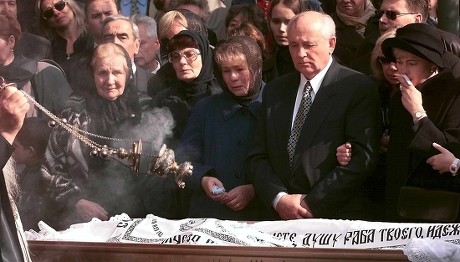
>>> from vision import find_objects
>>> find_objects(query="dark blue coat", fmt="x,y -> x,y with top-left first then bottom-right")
177,89 -> 268,220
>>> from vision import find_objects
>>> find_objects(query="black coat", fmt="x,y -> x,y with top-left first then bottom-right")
385,70 -> 460,221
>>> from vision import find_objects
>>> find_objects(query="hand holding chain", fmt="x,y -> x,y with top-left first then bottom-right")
0,76 -> 192,187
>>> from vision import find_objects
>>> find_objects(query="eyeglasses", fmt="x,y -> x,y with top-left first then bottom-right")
168,48 -> 201,63
378,56 -> 392,65
378,10 -> 417,21
42,0 -> 67,20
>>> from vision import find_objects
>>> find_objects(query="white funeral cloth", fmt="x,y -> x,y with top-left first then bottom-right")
26,214 -> 460,258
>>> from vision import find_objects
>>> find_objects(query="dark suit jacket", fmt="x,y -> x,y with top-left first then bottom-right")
246,60 -> 381,219
134,66 -> 153,94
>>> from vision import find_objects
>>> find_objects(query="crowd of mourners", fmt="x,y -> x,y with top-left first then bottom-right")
1,0 -> 460,242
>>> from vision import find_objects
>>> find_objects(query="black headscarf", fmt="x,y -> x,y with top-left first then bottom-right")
0,55 -> 36,89
214,36 -> 262,106
169,30 -> 216,101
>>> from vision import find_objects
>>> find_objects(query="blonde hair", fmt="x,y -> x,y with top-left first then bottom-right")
370,29 -> 397,81
36,0 -> 86,40
158,10 -> 188,41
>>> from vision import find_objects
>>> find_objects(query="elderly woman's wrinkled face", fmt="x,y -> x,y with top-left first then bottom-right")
336,0 -> 366,17
221,55 -> 251,97
393,48 -> 436,87
40,0 -> 74,28
93,55 -> 127,101
170,47 -> 202,82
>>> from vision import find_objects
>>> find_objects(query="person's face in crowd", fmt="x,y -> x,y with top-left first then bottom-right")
93,54 -> 127,101
170,47 -> 202,82
102,20 -> 140,60
0,35 -> 14,66
221,55 -> 251,97
135,23 -> 160,71
270,3 -> 296,46
379,0 -> 422,34
85,0 -> 118,43
12,140 -> 30,165
336,0 -> 366,17
227,13 -> 243,36
393,48 -> 435,87
41,0 -> 75,29
0,0 -> 17,17
288,15 -> 336,80
378,55 -> 399,85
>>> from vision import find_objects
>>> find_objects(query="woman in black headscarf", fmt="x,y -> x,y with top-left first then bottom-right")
154,29 -> 220,148
175,36 -> 270,220
41,43 -> 154,229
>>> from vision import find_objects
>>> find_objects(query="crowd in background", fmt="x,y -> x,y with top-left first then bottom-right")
0,1 -> 460,244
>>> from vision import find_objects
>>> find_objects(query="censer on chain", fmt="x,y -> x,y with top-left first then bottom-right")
0,76 -> 193,188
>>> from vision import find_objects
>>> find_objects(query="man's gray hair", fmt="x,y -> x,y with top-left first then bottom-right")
130,14 -> 158,39
102,14 -> 140,39
288,11 -> 336,40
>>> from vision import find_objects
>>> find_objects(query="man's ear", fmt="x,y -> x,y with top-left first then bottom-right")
415,13 -> 423,23
329,37 -> 336,54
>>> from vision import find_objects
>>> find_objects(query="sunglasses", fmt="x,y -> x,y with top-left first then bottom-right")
42,0 -> 67,20
378,10 -> 417,21
168,48 -> 201,63
378,56 -> 392,65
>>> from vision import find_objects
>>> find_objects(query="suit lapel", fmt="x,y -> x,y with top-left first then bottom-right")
291,61 -> 340,173
273,73 -> 300,158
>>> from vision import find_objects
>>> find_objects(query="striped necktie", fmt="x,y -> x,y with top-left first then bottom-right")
287,81 -> 313,167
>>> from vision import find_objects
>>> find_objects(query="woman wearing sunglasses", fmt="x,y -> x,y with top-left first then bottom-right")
35,0 -> 93,65
153,30 -> 220,149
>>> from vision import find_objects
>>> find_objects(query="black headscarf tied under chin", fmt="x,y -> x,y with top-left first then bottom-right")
170,30 -> 215,99
84,43 -> 141,135
214,36 -> 263,106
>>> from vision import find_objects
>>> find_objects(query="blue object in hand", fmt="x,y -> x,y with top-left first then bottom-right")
212,185 -> 225,195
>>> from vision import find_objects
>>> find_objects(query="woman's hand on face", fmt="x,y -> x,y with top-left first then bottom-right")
336,142 -> 352,166
426,142 -> 456,174
396,74 -> 424,116
221,184 -> 255,211
75,199 -> 109,222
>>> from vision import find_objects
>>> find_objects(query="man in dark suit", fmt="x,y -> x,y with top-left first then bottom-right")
102,15 -> 152,93
246,11 -> 381,220
0,83 -> 31,261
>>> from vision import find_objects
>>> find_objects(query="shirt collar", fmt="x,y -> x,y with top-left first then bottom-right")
299,57 -> 333,94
